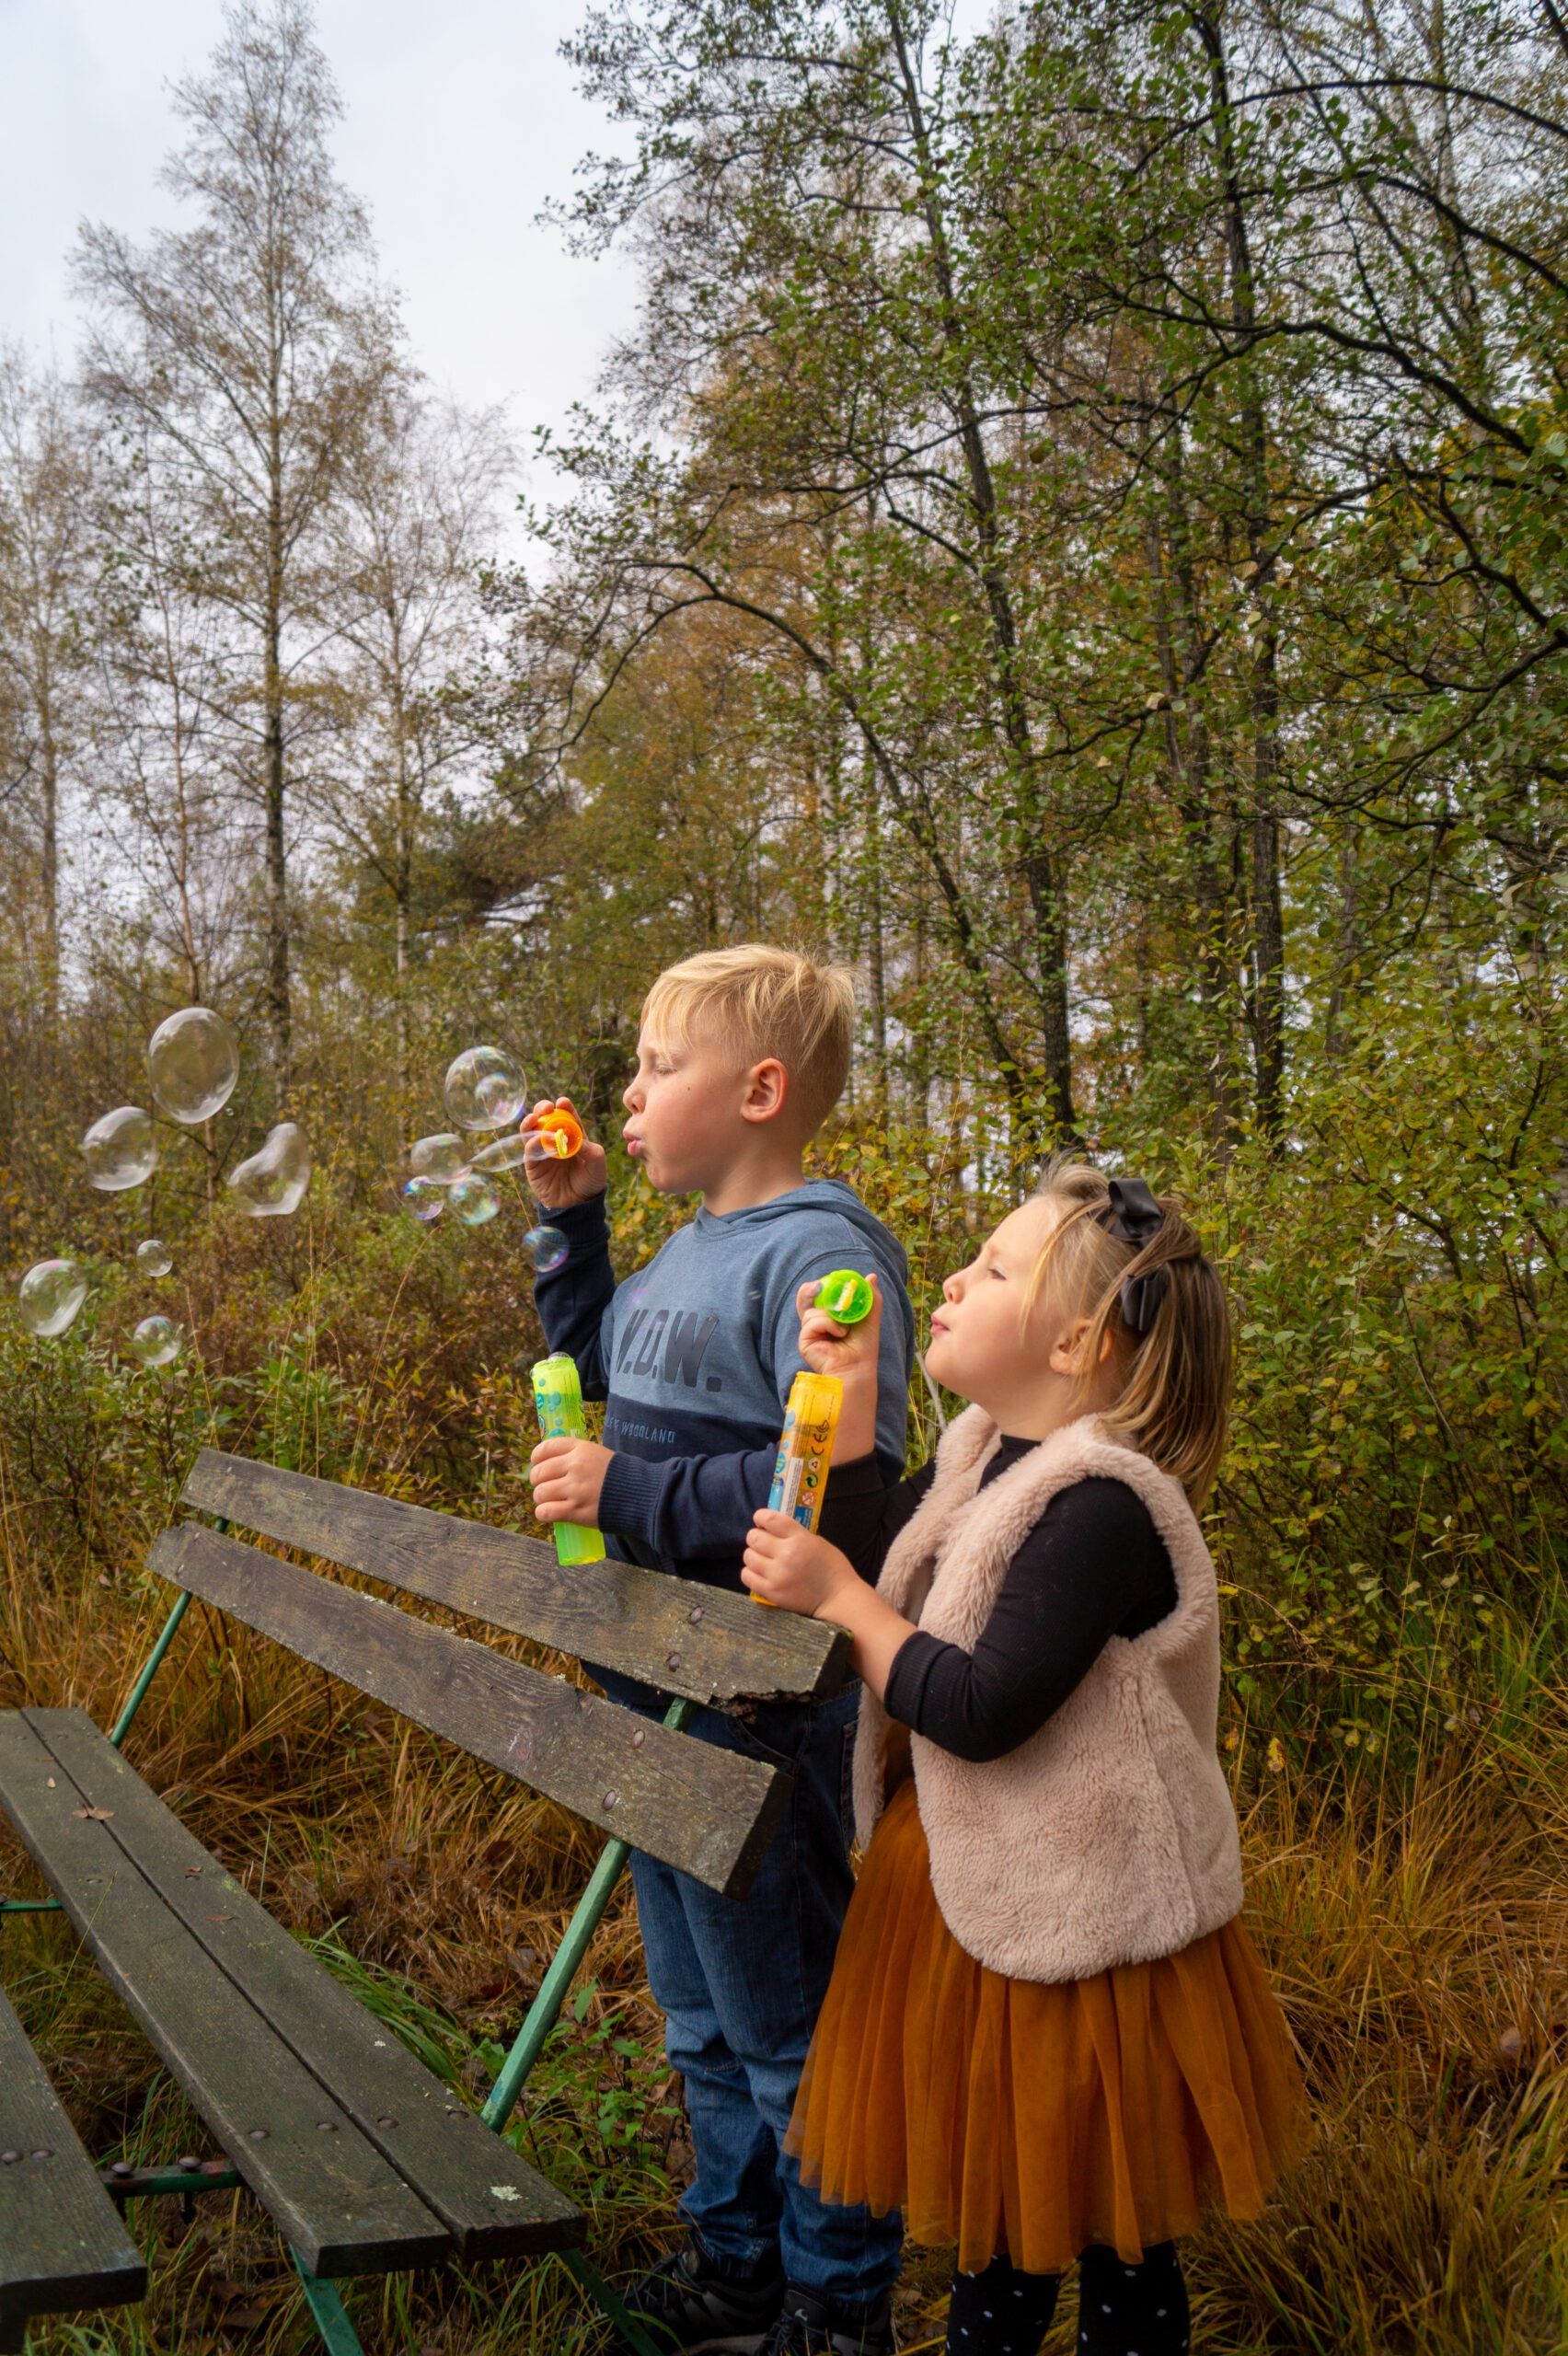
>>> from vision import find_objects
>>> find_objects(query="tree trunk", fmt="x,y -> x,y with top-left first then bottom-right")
1194,1 -> 1286,1138
886,1 -> 1077,1139
263,417 -> 292,1091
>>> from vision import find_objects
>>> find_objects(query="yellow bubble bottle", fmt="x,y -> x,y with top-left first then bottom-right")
755,1371 -> 843,1602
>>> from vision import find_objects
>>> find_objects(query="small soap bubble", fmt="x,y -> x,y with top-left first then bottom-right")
409,1133 -> 470,1184
18,1259 -> 87,1338
227,1122 -> 311,1217
524,1225 -> 569,1273
450,1175 -> 501,1226
131,1314 -> 182,1368
444,1045 -> 526,1132
136,1239 -> 174,1277
146,1007 -> 239,1125
82,1105 -> 157,1191
400,1177 -> 445,1223
471,1132 -> 533,1174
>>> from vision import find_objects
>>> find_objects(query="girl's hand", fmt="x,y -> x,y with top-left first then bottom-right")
519,1096 -> 607,1213
795,1270 -> 882,1461
742,1509 -> 861,1620
796,1269 -> 882,1379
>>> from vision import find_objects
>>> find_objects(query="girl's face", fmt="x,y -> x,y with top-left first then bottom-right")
925,1197 -> 1110,1438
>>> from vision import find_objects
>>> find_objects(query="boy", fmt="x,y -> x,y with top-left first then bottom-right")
523,946 -> 913,2356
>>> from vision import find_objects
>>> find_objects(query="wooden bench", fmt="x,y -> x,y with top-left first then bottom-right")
0,1984 -> 146,2351
0,1445 -> 848,2355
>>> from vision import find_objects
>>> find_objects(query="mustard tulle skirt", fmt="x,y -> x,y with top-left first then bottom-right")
785,1779 -> 1311,2274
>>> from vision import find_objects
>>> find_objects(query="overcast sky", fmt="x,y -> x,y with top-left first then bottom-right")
0,0 -> 642,497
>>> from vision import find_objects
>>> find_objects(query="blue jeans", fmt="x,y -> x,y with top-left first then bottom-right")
606,1675 -> 904,2310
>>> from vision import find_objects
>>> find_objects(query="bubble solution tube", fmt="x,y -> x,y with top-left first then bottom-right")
531,1352 -> 607,1566
755,1370 -> 844,1604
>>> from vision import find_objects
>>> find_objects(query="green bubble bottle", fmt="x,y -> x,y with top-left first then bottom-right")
530,1352 -> 606,1566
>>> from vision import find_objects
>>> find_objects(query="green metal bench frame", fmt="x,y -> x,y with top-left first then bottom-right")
0,1447 -> 849,2356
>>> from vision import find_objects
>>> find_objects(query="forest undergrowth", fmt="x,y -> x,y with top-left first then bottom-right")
1,1108 -> 1563,2356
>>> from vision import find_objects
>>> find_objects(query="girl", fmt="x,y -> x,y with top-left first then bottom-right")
742,1162 -> 1310,2356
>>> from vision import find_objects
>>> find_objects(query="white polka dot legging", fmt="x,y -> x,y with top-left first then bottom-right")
944,2242 -> 1190,2356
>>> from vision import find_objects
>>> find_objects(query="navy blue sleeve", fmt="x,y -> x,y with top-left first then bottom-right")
530,1193 -> 617,1399
599,1434 -> 783,1564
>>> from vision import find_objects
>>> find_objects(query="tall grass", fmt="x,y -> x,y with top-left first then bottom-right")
1,1178 -> 1564,2353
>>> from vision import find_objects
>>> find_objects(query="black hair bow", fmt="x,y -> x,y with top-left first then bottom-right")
1098,1175 -> 1168,1334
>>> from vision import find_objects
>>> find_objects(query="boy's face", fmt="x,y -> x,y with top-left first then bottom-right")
621,1023 -> 787,1195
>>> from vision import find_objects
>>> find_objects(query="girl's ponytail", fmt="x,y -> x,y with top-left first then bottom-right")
1026,1159 -> 1232,1507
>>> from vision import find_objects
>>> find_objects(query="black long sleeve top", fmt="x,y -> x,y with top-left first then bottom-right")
818,1438 -> 1179,1763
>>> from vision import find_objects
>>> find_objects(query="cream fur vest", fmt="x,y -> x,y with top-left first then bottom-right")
852,1406 -> 1245,1982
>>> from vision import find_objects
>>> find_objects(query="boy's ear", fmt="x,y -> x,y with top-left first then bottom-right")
740,1057 -> 789,1125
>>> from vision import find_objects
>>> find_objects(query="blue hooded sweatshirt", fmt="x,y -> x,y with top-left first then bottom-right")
532,1180 -> 914,1590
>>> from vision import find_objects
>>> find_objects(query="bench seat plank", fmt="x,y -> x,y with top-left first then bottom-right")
150,1522 -> 788,1899
0,1981 -> 147,2333
179,1447 -> 849,1703
31,1710 -> 580,2264
0,1712 -> 449,2279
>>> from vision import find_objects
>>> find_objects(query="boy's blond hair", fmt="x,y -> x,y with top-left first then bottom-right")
640,945 -> 855,1135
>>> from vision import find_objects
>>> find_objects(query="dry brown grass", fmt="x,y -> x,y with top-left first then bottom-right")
3,1454 -> 1565,2354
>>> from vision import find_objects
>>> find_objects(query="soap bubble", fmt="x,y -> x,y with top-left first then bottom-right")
450,1174 -> 501,1226
409,1133 -> 470,1184
82,1105 -> 157,1191
131,1314 -> 182,1368
524,1225 -> 569,1273
472,1132 -> 533,1174
146,1006 -> 239,1125
444,1045 -> 526,1132
136,1239 -> 174,1277
401,1177 -> 445,1223
227,1122 -> 311,1217
17,1259 -> 87,1338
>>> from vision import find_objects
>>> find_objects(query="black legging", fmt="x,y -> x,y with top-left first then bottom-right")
945,2243 -> 1189,2356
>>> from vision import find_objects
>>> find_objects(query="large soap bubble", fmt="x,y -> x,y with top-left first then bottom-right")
136,1239 -> 174,1277
472,1132 -> 533,1174
131,1314 -> 182,1368
18,1259 -> 87,1338
82,1106 -> 157,1191
409,1133 -> 470,1184
228,1122 -> 311,1217
444,1045 -> 526,1132
146,1007 -> 239,1125
524,1225 -> 569,1273
400,1177 -> 445,1223
450,1175 -> 501,1227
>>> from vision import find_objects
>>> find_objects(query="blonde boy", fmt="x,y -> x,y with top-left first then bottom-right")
523,946 -> 912,2356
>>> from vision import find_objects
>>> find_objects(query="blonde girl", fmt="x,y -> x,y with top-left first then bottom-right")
742,1163 -> 1309,2356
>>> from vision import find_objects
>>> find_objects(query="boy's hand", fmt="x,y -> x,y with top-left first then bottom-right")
742,1509 -> 860,1620
529,1436 -> 613,1527
519,1096 -> 607,1213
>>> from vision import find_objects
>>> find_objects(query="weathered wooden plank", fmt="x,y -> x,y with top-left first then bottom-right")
149,1523 -> 786,1900
179,1447 -> 848,1703
0,1979 -> 147,2331
33,1710 -> 580,2264
0,1712 -> 450,2279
